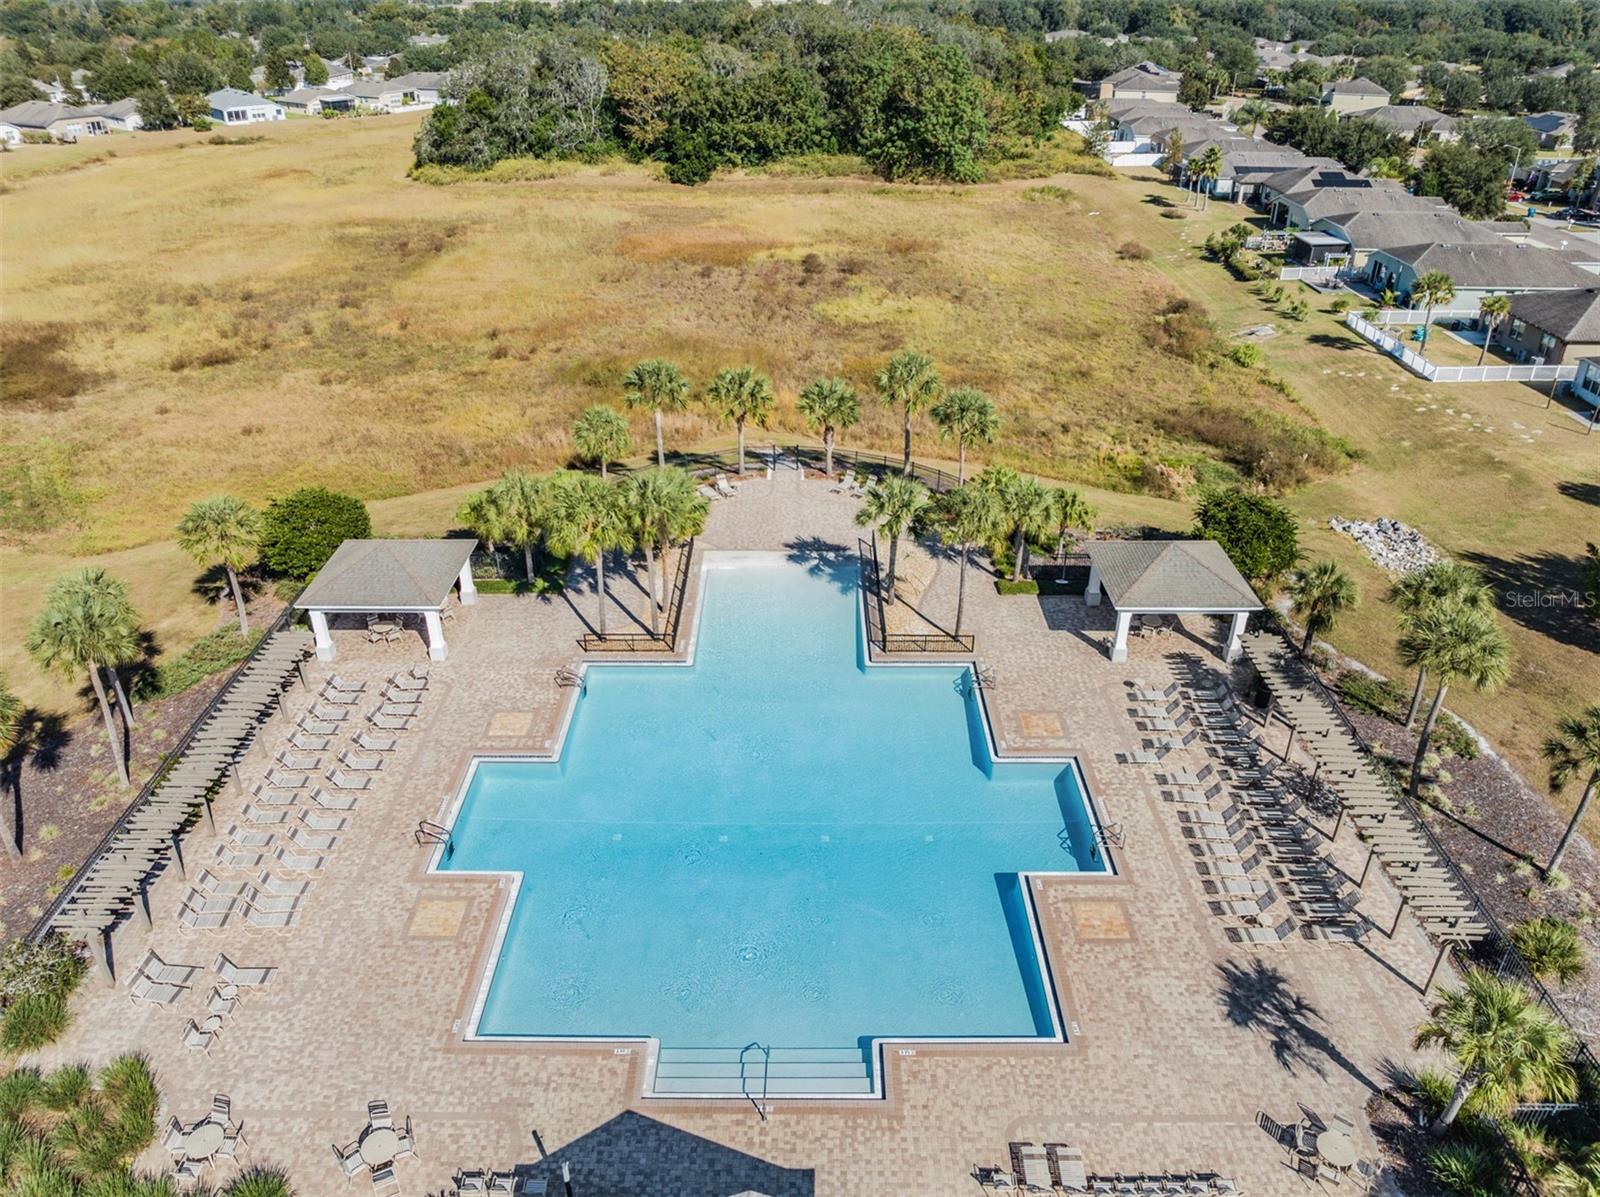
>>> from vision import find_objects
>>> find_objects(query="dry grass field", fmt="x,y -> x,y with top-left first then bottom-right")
2,113 -> 1596,838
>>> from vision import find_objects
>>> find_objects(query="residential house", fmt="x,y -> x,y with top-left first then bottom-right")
1090,61 -> 1182,104
1179,138 -> 1309,201
1257,163 -> 1440,228
274,88 -> 356,115
1321,77 -> 1390,116
321,60 -> 356,89
87,97 -> 141,131
0,100 -> 109,143
1364,242 -> 1599,306
1569,357 -> 1600,418
1354,104 -> 1457,142
408,32 -> 447,47
1253,38 -> 1344,75
206,88 -> 286,125
31,77 -> 70,102
1525,111 -> 1579,149
1295,209 -> 1501,269
361,55 -> 396,75
1101,101 -> 1228,165
385,72 -> 448,107
1498,289 -> 1600,364
345,79 -> 415,113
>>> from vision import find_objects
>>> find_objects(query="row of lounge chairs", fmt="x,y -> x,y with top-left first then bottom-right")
829,470 -> 869,496
982,1142 -> 1239,1194
453,1170 -> 548,1195
695,473 -> 741,501
177,870 -> 313,930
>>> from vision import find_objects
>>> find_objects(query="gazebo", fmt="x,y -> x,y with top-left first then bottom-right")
1083,540 -> 1262,664
295,539 -> 478,662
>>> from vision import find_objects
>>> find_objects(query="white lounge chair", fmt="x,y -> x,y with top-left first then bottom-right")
130,974 -> 188,1007
178,897 -> 236,932
309,787 -> 357,812
289,730 -> 331,753
377,701 -> 421,718
299,809 -> 347,832
326,769 -> 372,791
264,770 -> 309,789
318,688 -> 360,707
298,718 -> 340,737
137,949 -> 202,985
368,713 -> 412,732
276,751 -> 321,771
225,825 -> 273,849
326,674 -> 366,694
308,703 -> 350,722
338,750 -> 383,772
207,986 -> 241,1020
182,1018 -> 218,1053
714,473 -> 738,497
697,484 -> 718,500
388,672 -> 427,693
240,804 -> 289,826
243,901 -> 299,929
289,826 -> 338,852
273,845 -> 327,872
248,784 -> 298,807
214,954 -> 276,986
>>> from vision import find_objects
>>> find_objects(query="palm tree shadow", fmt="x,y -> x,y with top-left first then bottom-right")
188,563 -> 263,606
1216,958 -> 1380,1091
1556,480 -> 1600,507
1,709 -> 70,852
1458,547 -> 1598,652
784,537 -> 857,594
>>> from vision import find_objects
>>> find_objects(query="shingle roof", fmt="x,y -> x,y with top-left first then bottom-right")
1508,288 -> 1600,341
387,71 -> 446,90
1104,60 -> 1181,91
207,87 -> 273,108
1356,104 -> 1456,135
1292,186 -> 1443,223
1381,243 -> 1599,289
1257,161 -> 1363,193
0,100 -> 101,128
1325,76 -> 1390,96
1086,541 -> 1262,611
1314,210 -> 1501,250
295,539 -> 477,610
346,79 -> 400,99
88,97 -> 139,119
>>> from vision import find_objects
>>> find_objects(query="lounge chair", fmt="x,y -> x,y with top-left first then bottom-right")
256,872 -> 310,899
409,664 -> 431,680
130,974 -> 189,1007
337,750 -> 383,772
243,901 -> 299,929
215,845 -> 266,869
1225,917 -> 1298,945
289,730 -> 331,753
273,845 -> 327,872
276,751 -> 321,771
697,484 -> 719,500
289,826 -> 338,852
308,703 -> 351,722
318,688 -> 361,707
137,949 -> 203,986
299,809 -> 348,833
368,713 -> 413,732
298,718 -> 340,737
240,804 -> 289,826
377,701 -> 421,718
326,769 -> 372,791
455,1172 -> 488,1195
193,870 -> 247,898
353,730 -> 397,753
488,1174 -> 516,1196
182,1018 -> 218,1053
388,672 -> 426,693
1017,1143 -> 1053,1192
309,787 -> 357,812
265,770 -> 309,789
207,986 -> 241,1020
214,954 -> 276,986
178,895 -> 236,931
326,675 -> 366,694
248,785 -> 297,807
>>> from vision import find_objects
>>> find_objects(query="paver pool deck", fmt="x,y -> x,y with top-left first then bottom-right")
30,466 -> 1447,1195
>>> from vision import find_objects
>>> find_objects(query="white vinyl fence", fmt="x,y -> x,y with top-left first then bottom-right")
1277,265 -> 1348,282
1343,312 -> 1577,384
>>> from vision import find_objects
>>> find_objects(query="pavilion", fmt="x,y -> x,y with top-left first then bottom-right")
295,539 -> 478,662
1083,540 -> 1262,664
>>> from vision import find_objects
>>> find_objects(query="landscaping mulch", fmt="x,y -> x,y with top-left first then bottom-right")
1366,1087 -> 1451,1197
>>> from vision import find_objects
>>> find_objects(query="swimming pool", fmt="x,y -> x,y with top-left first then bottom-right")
439,551 -> 1107,1093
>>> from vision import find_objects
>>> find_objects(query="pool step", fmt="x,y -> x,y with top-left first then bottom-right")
651,1046 -> 875,1097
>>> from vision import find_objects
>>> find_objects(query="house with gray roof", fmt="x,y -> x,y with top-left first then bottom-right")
1364,242 -> 1600,306
345,78 -> 417,112
1179,138 -> 1309,201
1525,111 -> 1579,149
0,100 -> 108,143
1083,540 -> 1262,664
1300,209 -> 1500,268
1092,61 -> 1182,104
385,71 -> 448,107
1498,288 -> 1600,364
1354,104 -> 1457,142
1257,164 -> 1442,227
207,88 -> 284,126
87,97 -> 142,131
295,539 -> 478,662
1321,76 -> 1390,115
320,59 -> 355,88
274,87 -> 356,115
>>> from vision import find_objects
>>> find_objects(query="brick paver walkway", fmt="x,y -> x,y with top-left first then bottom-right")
31,467 -> 1444,1195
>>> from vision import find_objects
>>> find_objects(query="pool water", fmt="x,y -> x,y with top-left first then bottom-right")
442,553 -> 1104,1056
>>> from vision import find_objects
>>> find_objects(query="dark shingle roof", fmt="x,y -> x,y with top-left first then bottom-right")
1086,541 -> 1262,611
1382,243 -> 1599,289
1314,210 -> 1501,250
295,539 -> 477,610
1508,288 -> 1600,341
1325,76 -> 1390,96
0,100 -> 101,127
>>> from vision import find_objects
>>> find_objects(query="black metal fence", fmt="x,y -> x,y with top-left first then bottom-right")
579,538 -> 695,654
858,535 -> 975,654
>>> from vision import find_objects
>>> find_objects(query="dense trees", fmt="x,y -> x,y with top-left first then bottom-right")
1193,489 -> 1299,587
257,487 -> 371,580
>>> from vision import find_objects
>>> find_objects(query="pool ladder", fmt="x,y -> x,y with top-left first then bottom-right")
414,819 -> 450,847
740,1042 -> 770,1120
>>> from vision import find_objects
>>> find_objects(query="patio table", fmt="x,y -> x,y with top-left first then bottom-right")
1317,1129 -> 1357,1169
184,1121 -> 225,1160
359,1127 -> 401,1168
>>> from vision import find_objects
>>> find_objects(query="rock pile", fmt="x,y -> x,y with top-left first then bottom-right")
1329,517 -> 1443,576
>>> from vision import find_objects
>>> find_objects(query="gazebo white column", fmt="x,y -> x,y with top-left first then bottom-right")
1084,564 -> 1102,606
309,610 -> 335,661
1224,612 -> 1250,663
1110,610 -> 1133,663
458,561 -> 478,605
423,611 -> 449,661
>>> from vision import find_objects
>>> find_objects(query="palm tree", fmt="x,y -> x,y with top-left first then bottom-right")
1287,560 -> 1357,657
1475,294 -> 1511,366
485,470 -> 557,583
457,486 -> 510,557
1398,602 -> 1510,798
0,676 -> 20,859
854,474 -> 931,605
933,483 -> 1006,636
571,406 -> 632,478
176,496 -> 260,637
796,377 -> 860,478
705,366 -> 775,475
622,467 -> 708,635
929,386 -> 999,484
623,359 -> 690,468
1193,144 -> 1224,209
979,466 -> 1052,582
25,569 -> 142,788
1235,98 -> 1272,137
1411,270 -> 1455,349
1388,562 -> 1496,728
1541,705 -> 1600,875
548,476 -> 633,638
1413,968 -> 1575,1135
874,351 -> 942,474
1045,486 -> 1095,562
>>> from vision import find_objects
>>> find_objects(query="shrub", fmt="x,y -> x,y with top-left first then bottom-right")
1512,917 -> 1588,985
1337,672 -> 1405,720
1427,1143 -> 1502,1197
0,934 -> 85,1008
258,487 -> 371,579
219,1166 -> 297,1196
1227,343 -> 1261,368
1330,296 -> 1352,313
1193,488 -> 1299,586
1117,240 -> 1152,260
1159,207 -> 1186,219
1434,712 -> 1480,762
1156,405 -> 1355,492
0,323 -> 97,412
134,627 -> 262,702
1,992 -> 68,1052
1148,300 -> 1217,363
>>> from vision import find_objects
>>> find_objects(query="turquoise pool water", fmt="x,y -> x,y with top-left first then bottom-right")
442,553 -> 1104,1056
